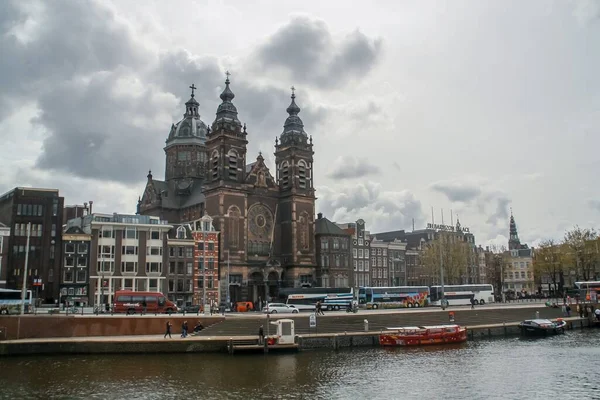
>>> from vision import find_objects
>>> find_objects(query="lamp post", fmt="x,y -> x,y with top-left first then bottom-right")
20,222 -> 32,315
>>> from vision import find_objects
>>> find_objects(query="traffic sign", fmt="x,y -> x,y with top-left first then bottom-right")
309,313 -> 316,328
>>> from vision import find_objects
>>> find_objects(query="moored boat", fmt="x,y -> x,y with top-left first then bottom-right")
379,324 -> 468,347
518,319 -> 566,336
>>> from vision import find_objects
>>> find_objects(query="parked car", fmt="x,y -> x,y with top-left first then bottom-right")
262,303 -> 299,314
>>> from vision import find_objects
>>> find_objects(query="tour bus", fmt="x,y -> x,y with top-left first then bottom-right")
0,289 -> 33,315
358,286 -> 430,309
574,281 -> 600,302
281,287 -> 354,311
429,284 -> 494,306
113,290 -> 178,314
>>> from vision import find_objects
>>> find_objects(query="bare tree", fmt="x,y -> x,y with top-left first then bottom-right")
563,226 -> 599,281
533,239 -> 563,298
420,232 -> 471,285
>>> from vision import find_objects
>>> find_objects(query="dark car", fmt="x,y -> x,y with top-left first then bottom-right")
180,305 -> 201,313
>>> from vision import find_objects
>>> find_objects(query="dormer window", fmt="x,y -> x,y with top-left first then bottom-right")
176,226 -> 186,239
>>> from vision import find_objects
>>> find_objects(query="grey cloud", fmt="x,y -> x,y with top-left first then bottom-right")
327,156 -> 380,180
431,181 -> 482,203
0,1 -> 330,184
316,182 -> 426,233
589,199 -> 600,212
255,16 -> 382,88
485,195 -> 511,225
392,162 -> 402,172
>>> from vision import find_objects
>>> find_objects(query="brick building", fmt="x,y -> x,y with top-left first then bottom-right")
60,226 -> 92,306
315,213 -> 352,288
0,187 -> 64,303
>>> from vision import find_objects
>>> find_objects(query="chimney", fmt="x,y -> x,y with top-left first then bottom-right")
317,213 -> 323,220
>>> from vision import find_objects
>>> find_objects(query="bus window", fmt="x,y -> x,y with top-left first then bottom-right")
158,297 -> 166,306
116,295 -> 132,302
145,296 -> 157,303
132,296 -> 144,302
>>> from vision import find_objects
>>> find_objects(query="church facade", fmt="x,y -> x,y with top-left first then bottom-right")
138,76 -> 317,303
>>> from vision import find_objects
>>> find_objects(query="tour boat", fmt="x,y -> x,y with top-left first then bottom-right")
379,324 -> 468,347
518,319 -> 566,337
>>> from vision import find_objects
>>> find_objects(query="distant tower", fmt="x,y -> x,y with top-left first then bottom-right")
508,209 -> 521,250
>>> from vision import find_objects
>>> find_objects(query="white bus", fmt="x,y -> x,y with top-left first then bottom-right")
0,288 -> 33,315
430,284 -> 494,306
281,287 -> 354,311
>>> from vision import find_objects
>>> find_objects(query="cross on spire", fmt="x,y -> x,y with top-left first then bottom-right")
225,70 -> 231,79
189,84 -> 197,97
291,85 -> 296,97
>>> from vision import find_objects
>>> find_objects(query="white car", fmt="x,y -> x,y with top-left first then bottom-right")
262,303 -> 299,314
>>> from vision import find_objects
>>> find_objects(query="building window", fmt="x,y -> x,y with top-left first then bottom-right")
17,204 -> 22,215
228,150 -> 238,180
185,247 -> 193,258
298,212 -> 310,250
65,243 -> 75,254
146,262 -> 162,273
211,151 -> 219,180
353,260 -> 357,271
150,230 -> 161,240
122,246 -> 138,255
63,268 -> 74,283
78,243 -> 88,253
100,228 -> 113,238
208,258 -> 215,269
147,246 -> 162,256
50,245 -> 55,259
186,262 -> 193,275
353,248 -> 357,258
358,249 -> 363,258
208,242 -> 215,251
335,255 -> 341,267
76,268 -> 87,283
124,227 -> 138,239
77,257 -> 86,267
178,247 -> 184,257
176,226 -> 186,239
280,162 -> 289,188
298,160 -> 307,188
321,239 -> 329,250
99,245 -> 115,258
332,239 -> 339,250
121,261 -> 137,273
228,206 -> 240,249
97,261 -> 114,273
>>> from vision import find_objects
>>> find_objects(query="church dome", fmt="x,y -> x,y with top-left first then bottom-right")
165,86 -> 208,148
212,72 -> 242,130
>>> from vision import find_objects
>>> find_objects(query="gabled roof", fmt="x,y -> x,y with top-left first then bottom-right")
315,215 -> 349,236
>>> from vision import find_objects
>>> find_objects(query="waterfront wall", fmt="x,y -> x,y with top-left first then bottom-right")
0,316 -> 224,340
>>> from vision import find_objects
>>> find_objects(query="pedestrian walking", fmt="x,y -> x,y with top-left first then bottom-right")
142,300 -> 147,315
164,321 -> 172,339
181,321 -> 188,338
470,298 -> 475,309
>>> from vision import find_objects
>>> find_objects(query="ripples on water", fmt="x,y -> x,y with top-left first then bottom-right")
1,331 -> 599,400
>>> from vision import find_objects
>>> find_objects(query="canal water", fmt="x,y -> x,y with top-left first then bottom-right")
1,331 -> 599,400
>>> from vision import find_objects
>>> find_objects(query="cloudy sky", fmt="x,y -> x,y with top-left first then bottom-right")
1,0 -> 600,247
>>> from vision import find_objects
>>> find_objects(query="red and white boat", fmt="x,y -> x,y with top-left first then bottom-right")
379,324 -> 468,347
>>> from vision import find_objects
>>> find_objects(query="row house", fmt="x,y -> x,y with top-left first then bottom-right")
65,213 -> 172,306
166,215 -> 220,308
337,219 -> 371,287
315,213 -> 352,288
0,187 -> 64,303
60,226 -> 92,306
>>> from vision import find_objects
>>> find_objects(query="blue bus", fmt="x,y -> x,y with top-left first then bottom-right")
359,286 -> 430,309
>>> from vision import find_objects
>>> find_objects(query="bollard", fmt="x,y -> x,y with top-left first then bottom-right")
449,311 -> 455,323
535,311 -> 540,319
364,319 -> 369,332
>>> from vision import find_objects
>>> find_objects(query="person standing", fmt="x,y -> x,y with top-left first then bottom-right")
258,325 -> 264,344
181,321 -> 188,338
164,321 -> 172,339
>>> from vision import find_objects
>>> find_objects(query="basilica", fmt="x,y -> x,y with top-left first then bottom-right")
138,74 -> 317,301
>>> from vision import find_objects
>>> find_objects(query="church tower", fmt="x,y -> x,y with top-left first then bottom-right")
203,73 -> 248,257
508,209 -> 521,250
274,87 -> 316,281
164,84 -> 209,187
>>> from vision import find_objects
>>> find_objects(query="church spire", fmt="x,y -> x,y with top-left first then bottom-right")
214,71 -> 241,128
508,208 -> 521,250
280,86 -> 308,144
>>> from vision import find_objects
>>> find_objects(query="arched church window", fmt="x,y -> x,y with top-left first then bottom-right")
280,162 -> 289,188
228,150 -> 238,180
228,206 -> 241,249
298,160 -> 307,189
211,151 -> 219,180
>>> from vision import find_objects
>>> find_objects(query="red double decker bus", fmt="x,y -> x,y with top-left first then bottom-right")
113,290 -> 178,314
